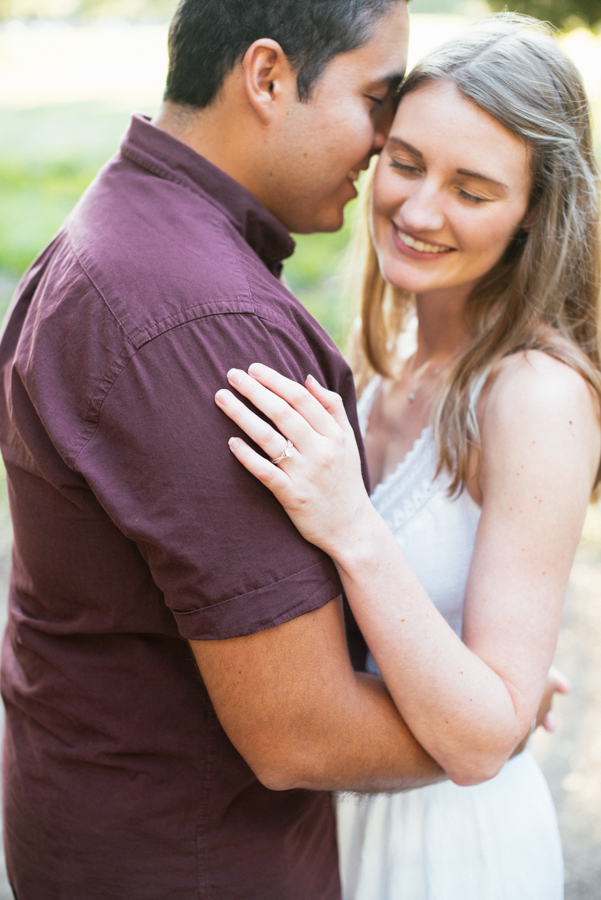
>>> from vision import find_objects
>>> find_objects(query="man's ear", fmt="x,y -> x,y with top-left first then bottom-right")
242,39 -> 297,125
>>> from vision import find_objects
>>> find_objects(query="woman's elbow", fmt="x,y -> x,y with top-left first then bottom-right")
444,751 -> 508,787
435,720 -> 526,786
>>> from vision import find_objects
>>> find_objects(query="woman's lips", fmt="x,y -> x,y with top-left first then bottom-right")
392,223 -> 455,260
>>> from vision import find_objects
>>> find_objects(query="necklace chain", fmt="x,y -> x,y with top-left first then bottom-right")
406,355 -> 447,403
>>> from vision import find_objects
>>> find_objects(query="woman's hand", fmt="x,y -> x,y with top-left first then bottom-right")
214,363 -> 374,557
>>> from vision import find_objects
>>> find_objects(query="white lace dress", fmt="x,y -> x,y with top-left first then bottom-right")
336,377 -> 564,900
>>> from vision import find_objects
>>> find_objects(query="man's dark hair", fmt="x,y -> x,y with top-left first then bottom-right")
164,0 -> 403,109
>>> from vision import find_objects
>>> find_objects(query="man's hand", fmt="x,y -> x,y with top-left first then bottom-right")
512,665 -> 570,757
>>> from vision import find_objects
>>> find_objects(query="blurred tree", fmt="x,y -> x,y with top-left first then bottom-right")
0,0 -> 176,20
3,0 -> 599,27
487,0 -> 601,28
410,0 -> 488,11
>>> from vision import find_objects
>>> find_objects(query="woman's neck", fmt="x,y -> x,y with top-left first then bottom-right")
413,288 -> 471,367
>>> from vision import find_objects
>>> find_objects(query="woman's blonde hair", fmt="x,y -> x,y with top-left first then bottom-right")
352,14 -> 601,494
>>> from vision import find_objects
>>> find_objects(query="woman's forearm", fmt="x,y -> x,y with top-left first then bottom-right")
213,362 -> 584,783
332,507 -> 533,785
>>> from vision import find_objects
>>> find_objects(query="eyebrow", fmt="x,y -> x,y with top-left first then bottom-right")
387,136 -> 422,157
367,73 -> 405,94
456,169 -> 508,191
387,137 -> 509,191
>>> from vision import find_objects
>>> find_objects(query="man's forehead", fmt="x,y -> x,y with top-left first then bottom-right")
307,2 -> 408,97
344,2 -> 409,79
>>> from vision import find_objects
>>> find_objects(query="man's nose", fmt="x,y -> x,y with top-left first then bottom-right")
372,103 -> 395,154
372,125 -> 387,153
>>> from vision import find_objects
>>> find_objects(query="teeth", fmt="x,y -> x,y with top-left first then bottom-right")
398,230 -> 450,254
348,170 -> 360,182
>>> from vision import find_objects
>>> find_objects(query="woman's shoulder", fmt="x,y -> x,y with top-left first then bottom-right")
485,349 -> 598,427
478,349 -> 601,484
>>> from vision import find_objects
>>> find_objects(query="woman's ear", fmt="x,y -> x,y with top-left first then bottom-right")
520,204 -> 537,233
242,39 -> 297,125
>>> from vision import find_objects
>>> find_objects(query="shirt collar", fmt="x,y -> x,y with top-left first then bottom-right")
120,114 -> 296,276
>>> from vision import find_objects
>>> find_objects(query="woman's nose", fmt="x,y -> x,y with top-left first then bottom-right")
400,183 -> 445,234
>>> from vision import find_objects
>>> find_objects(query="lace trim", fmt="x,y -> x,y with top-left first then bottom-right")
356,375 -> 448,532
370,427 -> 445,532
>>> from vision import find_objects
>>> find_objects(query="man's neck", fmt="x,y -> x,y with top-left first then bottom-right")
153,100 -> 262,199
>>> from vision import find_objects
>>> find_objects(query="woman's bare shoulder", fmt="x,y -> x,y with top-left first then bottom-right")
476,350 -> 601,496
484,349 -> 599,431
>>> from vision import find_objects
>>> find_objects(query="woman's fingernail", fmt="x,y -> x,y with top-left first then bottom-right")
215,390 -> 229,405
228,437 -> 241,450
306,374 -> 315,383
227,368 -> 244,385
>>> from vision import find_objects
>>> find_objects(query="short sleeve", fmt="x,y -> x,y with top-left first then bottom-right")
74,310 -> 343,640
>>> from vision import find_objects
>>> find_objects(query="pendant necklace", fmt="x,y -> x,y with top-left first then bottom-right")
406,355 -> 446,403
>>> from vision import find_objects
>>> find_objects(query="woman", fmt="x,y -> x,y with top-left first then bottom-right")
214,16 -> 601,899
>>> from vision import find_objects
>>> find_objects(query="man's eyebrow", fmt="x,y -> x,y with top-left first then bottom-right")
367,72 -> 405,92
457,169 -> 508,191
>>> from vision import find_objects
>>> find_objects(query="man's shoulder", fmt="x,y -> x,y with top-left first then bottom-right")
60,154 -> 344,365
9,154 -> 351,462
65,157 -> 265,344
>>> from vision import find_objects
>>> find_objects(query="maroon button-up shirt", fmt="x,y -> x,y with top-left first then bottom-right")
0,115 -> 367,899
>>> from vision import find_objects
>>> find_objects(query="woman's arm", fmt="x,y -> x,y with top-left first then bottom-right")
215,356 -> 598,784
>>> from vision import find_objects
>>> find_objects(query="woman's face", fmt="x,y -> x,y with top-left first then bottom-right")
372,79 -> 532,303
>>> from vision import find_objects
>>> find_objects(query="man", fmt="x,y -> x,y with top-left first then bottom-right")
0,1 -> 548,897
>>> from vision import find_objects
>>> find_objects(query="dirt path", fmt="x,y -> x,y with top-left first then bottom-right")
531,543 -> 601,898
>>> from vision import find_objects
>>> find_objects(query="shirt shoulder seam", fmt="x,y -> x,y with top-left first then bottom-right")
72,304 -> 314,466
67,233 -> 137,350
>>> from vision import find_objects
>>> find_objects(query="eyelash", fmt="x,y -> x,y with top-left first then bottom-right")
367,95 -> 385,108
458,189 -> 487,205
389,161 -> 421,176
390,162 -> 489,205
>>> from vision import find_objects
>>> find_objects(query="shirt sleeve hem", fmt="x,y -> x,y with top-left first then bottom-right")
173,557 -> 342,641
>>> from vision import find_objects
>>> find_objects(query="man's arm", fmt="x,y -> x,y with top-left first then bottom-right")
191,595 -> 444,793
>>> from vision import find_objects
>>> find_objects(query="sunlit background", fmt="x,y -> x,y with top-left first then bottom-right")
0,1 -> 601,897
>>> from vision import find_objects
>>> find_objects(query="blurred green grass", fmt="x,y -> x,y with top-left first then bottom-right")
0,103 -> 355,346
0,159 -> 96,274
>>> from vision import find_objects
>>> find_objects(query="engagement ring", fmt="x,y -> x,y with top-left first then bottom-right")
270,439 -> 295,465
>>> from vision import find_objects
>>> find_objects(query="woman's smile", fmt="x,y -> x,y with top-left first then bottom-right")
372,80 -> 532,303
392,224 -> 455,259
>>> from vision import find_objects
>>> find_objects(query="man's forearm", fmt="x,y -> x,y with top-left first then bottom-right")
281,671 -> 445,794
191,598 -> 444,795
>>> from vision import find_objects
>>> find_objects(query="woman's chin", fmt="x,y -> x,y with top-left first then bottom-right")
380,261 -> 431,295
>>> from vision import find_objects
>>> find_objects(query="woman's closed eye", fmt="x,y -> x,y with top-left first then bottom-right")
457,188 -> 490,205
389,160 -> 423,176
